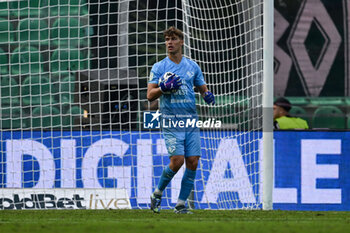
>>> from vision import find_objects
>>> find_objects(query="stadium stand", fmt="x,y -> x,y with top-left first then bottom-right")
0,1 -> 90,130
31,106 -> 61,128
11,45 -> 44,75
62,105 -> 85,127
309,97 -> 344,106
10,0 -> 42,18
2,1 -> 348,132
21,75 -> 55,106
42,0 -> 88,16
1,76 -> 20,107
17,18 -> 49,45
50,48 -> 89,73
0,48 -> 9,75
50,17 -> 87,47
59,74 -> 76,104
289,106 -> 309,123
1,107 -> 22,129
0,18 -> 15,45
312,106 -> 346,129
286,96 -> 309,105
0,2 -> 10,17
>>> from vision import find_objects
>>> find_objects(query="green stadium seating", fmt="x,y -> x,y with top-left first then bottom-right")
59,74 -> 76,104
42,0 -> 88,16
50,49 -> 89,73
197,94 -> 248,108
309,97 -> 344,106
0,2 -> 10,17
312,106 -> 346,129
0,18 -> 15,45
31,106 -> 61,128
41,0 -> 59,16
285,97 -> 309,105
67,0 -> 89,16
21,75 -> 55,106
0,48 -> 9,75
17,18 -> 49,45
289,106 -> 307,118
51,71 -> 71,97
62,105 -> 84,127
50,17 -> 87,47
1,76 -> 20,107
1,107 -> 22,129
10,0 -> 42,18
11,45 -> 44,75
344,97 -> 350,106
289,106 -> 309,125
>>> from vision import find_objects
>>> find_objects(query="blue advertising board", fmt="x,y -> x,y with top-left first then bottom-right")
273,131 -> 348,211
0,130 -> 348,210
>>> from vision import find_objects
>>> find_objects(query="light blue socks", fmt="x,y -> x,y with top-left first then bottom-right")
155,166 -> 197,206
178,168 -> 196,204
157,165 -> 177,193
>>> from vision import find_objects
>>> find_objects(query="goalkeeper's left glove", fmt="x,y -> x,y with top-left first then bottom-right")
203,91 -> 215,105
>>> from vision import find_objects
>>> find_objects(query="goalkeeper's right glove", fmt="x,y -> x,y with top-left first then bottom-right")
159,75 -> 182,93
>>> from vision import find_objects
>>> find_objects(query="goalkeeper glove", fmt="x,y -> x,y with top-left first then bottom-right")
159,74 -> 182,93
203,91 -> 215,105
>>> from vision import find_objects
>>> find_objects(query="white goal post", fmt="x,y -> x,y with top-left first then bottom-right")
262,0 -> 274,211
0,0 -> 273,210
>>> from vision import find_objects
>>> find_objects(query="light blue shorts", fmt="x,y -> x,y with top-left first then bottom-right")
162,127 -> 201,157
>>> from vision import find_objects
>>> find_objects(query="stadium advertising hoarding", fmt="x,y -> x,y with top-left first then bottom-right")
0,189 -> 131,210
0,131 -> 347,210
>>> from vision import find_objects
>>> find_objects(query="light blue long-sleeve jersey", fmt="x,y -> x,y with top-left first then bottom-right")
148,56 -> 206,117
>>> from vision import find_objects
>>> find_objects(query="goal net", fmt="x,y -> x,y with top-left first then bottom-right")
0,0 -> 265,210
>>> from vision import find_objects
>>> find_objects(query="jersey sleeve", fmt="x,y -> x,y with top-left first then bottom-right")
148,63 -> 162,85
193,63 -> 206,87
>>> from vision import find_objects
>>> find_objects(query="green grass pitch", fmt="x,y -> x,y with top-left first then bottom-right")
0,209 -> 349,233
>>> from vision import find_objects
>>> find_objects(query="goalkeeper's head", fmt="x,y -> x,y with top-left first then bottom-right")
163,26 -> 184,40
163,27 -> 184,55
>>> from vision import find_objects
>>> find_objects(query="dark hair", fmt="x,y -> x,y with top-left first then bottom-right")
163,26 -> 184,40
274,97 -> 292,112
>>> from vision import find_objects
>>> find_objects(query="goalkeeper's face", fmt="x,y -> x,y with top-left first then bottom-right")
165,35 -> 184,55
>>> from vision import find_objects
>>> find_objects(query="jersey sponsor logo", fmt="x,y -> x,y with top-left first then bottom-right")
170,99 -> 192,103
173,88 -> 188,96
187,71 -> 194,78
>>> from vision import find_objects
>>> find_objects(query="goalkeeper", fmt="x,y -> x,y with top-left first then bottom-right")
147,26 -> 215,214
